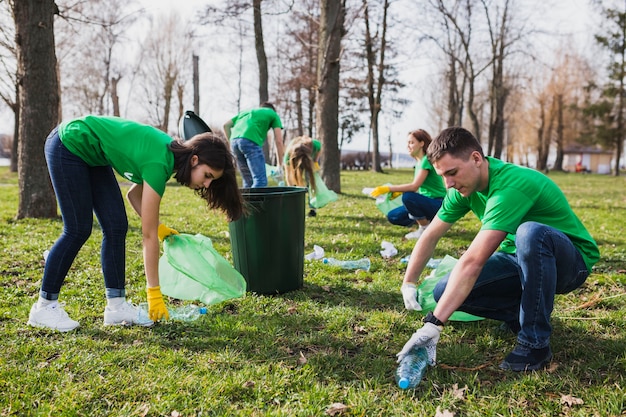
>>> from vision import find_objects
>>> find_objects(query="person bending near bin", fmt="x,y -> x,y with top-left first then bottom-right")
28,115 -> 243,331
396,126 -> 599,371
224,102 -> 285,188
370,129 -> 446,239
283,135 -> 322,217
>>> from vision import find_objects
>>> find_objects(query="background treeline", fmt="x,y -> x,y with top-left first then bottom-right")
0,0 -> 625,217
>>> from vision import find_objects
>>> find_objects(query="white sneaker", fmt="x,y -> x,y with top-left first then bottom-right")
28,302 -> 80,332
405,226 -> 427,240
104,301 -> 154,327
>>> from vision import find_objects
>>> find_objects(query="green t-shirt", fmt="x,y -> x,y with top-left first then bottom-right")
437,157 -> 599,271
58,115 -> 174,197
414,157 -> 446,199
229,107 -> 283,146
283,139 -> 321,165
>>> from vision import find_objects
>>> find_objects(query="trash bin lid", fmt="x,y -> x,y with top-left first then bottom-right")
179,110 -> 211,140
240,186 -> 307,198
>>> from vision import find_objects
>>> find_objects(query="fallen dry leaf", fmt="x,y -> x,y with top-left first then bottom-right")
326,402 -> 349,416
298,351 -> 308,365
560,394 -> 584,407
353,325 -> 368,334
435,406 -> 455,417
450,384 -> 467,400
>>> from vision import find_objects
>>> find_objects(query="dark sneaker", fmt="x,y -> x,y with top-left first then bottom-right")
499,345 -> 552,371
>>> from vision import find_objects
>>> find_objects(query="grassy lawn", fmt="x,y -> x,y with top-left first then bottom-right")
0,166 -> 625,416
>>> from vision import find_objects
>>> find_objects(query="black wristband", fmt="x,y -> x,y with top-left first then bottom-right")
424,311 -> 444,327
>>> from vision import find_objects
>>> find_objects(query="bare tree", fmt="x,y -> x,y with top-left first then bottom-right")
0,0 -> 18,172
276,0 -> 318,138
317,0 -> 346,192
135,12 -> 195,132
362,0 -> 390,173
12,0 -> 59,218
56,0 -> 141,118
481,0 -> 528,159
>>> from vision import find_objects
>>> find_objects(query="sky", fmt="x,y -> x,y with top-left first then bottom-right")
0,0 -> 597,156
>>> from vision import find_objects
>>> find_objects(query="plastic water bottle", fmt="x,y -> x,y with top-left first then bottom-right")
322,257 -> 371,271
139,303 -> 207,322
395,346 -> 429,389
400,257 -> 441,267
168,304 -> 207,321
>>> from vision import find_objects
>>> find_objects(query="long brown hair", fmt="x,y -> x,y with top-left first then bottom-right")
284,136 -> 316,191
408,129 -> 433,154
169,132 -> 244,221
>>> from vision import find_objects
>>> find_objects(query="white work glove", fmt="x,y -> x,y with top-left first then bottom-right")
401,283 -> 422,311
396,322 -> 442,365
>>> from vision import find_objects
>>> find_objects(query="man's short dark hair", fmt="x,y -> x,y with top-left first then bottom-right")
260,102 -> 276,111
427,126 -> 484,163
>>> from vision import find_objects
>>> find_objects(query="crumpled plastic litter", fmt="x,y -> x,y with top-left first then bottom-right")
380,241 -> 398,258
400,256 -> 441,267
305,245 -> 325,260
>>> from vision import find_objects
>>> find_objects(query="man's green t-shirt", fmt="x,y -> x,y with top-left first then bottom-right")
414,157 -> 446,199
437,157 -> 599,271
58,116 -> 174,197
230,107 -> 283,147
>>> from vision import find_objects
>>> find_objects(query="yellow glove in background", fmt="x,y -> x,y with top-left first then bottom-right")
158,224 -> 179,242
370,185 -> 390,198
147,286 -> 169,321
313,161 -> 321,171
391,191 -> 403,200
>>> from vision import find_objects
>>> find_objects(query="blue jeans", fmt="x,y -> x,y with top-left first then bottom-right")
433,221 -> 590,349
231,138 -> 267,188
387,193 -> 443,227
42,128 -> 128,300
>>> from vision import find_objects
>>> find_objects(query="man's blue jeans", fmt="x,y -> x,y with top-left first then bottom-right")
41,128 -> 128,300
433,221 -> 590,349
231,138 -> 267,188
387,193 -> 443,227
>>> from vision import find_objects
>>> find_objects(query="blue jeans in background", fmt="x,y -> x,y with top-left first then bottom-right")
42,129 -> 128,300
433,221 -> 590,350
387,193 -> 443,227
231,138 -> 267,188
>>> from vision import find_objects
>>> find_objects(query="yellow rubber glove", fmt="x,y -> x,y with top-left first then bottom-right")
391,191 -> 403,200
370,185 -> 390,198
158,224 -> 179,242
313,161 -> 321,171
147,286 -> 169,321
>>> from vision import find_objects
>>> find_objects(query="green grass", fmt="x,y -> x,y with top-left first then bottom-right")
1,166 -> 625,416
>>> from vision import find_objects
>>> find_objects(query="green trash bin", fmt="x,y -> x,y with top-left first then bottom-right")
229,186 -> 307,294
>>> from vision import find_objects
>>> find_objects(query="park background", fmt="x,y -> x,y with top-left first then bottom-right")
1,1 -> 626,415
1,0 -> 625,174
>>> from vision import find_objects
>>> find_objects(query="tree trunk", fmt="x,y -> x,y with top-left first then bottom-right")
14,0 -> 59,219
553,94 -> 564,171
193,54 -> 200,114
10,85 -> 18,172
253,0 -> 268,103
111,75 -> 121,117
316,0 -> 345,193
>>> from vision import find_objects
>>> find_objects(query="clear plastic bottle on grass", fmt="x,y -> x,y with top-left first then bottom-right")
395,346 -> 429,389
139,303 -> 207,322
322,257 -> 371,271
